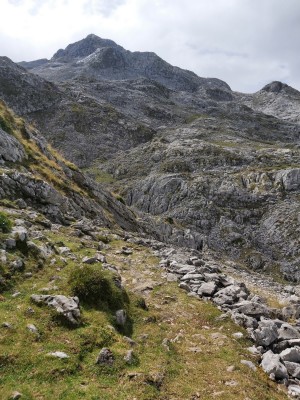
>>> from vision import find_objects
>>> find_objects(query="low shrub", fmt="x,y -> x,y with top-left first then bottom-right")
0,212 -> 12,233
68,265 -> 129,312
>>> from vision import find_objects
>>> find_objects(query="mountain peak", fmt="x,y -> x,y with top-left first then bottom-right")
261,81 -> 300,98
52,34 -> 122,62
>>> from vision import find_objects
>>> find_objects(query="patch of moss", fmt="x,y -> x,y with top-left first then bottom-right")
0,212 -> 12,233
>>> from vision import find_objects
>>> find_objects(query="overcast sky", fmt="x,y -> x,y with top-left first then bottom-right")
1,0 -> 299,93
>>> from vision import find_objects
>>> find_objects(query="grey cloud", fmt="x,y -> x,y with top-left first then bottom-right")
1,0 -> 300,92
84,0 -> 125,17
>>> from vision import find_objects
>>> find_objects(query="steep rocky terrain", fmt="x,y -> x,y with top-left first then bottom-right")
0,98 -> 292,400
1,34 -> 300,399
14,34 -> 300,283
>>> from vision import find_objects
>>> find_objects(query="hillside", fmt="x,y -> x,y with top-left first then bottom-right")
12,34 -> 300,283
1,34 -> 300,399
0,100 -> 291,400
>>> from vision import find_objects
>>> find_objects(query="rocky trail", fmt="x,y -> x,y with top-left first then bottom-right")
0,205 -> 294,399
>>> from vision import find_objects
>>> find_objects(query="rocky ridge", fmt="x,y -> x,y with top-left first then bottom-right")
13,34 -> 300,282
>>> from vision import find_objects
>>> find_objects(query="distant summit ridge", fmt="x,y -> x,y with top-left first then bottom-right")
52,34 -> 123,62
20,33 -> 230,92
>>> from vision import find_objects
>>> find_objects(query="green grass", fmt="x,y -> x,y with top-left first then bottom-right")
0,208 -> 288,399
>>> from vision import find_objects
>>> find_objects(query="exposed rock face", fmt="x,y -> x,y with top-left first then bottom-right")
0,127 -> 26,163
24,34 -> 229,93
0,34 -> 299,281
238,80 -> 300,124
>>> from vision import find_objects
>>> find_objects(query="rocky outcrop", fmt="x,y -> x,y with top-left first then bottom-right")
30,294 -> 81,325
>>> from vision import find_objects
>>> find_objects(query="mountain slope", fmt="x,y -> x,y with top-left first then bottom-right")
10,35 -> 300,282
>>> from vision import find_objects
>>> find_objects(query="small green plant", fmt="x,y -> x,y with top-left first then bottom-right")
0,114 -> 14,135
165,217 -> 174,224
68,265 -> 129,312
115,195 -> 126,205
0,212 -> 12,233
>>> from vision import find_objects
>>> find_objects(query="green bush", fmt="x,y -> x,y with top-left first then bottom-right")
0,114 -> 14,135
0,212 -> 12,233
68,265 -> 129,311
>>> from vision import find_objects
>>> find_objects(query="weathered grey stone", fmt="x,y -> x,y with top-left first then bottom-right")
280,347 -> 300,363
240,360 -> 257,371
234,301 -> 271,319
198,281 -> 217,297
213,284 -> 249,306
48,351 -> 69,359
0,127 -> 26,163
27,324 -> 39,334
261,350 -> 288,380
231,312 -> 258,329
115,309 -> 127,326
10,391 -> 22,400
275,168 -> 300,191
181,273 -> 204,282
31,294 -> 81,325
284,361 -> 300,378
278,324 -> 300,341
124,349 -> 134,364
96,348 -> 114,365
5,239 -> 16,250
251,320 -> 279,346
288,384 -> 300,397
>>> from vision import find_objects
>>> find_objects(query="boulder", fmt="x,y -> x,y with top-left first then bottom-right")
124,349 -> 134,365
280,347 -> 300,363
288,385 -> 300,397
31,294 -> 81,325
251,320 -> 279,346
198,281 -> 217,297
275,168 -> 300,191
115,309 -> 127,326
96,348 -> 114,365
231,312 -> 258,329
284,361 -> 300,378
234,301 -> 271,319
213,284 -> 249,306
261,350 -> 288,380
278,323 -> 300,341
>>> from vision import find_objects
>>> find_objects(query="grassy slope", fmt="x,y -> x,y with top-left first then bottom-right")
0,207 -> 287,400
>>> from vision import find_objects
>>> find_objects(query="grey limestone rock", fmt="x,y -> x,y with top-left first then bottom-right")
96,348 -> 114,365
261,350 -> 288,380
213,284 -> 249,306
0,128 -> 26,163
284,361 -> 300,379
115,309 -> 127,326
277,324 -> 300,341
31,294 -> 81,325
280,347 -> 300,363
251,320 -> 278,346
48,351 -> 69,359
124,349 -> 134,365
198,281 -> 217,297
233,301 -> 271,319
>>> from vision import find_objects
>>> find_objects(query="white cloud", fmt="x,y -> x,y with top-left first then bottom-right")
0,0 -> 300,92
